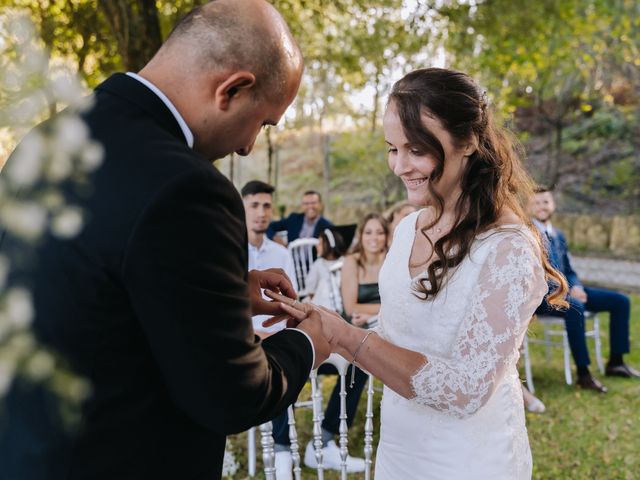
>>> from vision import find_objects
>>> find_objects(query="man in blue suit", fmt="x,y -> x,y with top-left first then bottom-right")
267,190 -> 333,245
531,188 -> 638,393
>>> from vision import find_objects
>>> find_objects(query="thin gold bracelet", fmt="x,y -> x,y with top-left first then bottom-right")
350,330 -> 375,388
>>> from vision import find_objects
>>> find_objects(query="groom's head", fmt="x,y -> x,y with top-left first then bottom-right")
139,0 -> 303,161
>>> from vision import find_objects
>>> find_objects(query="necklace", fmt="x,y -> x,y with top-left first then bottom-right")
418,222 -> 453,236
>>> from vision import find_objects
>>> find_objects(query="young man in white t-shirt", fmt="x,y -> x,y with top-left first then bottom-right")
242,180 -> 297,337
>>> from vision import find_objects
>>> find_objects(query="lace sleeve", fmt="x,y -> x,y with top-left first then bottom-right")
409,231 -> 547,418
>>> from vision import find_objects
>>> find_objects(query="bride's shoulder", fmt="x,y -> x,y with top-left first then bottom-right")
396,208 -> 424,231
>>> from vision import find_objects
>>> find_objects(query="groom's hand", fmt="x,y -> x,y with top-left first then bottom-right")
263,290 -> 348,352
248,269 -> 296,322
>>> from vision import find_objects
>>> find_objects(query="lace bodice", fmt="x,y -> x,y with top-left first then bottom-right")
378,211 -> 548,419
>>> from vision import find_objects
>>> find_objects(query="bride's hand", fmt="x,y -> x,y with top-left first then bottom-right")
262,290 -> 348,350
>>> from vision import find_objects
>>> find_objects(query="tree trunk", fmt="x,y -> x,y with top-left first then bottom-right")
545,120 -> 563,189
266,126 -> 274,185
371,71 -> 381,134
98,0 -> 162,71
322,133 -> 331,215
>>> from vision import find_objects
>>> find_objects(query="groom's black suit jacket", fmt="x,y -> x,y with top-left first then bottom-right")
0,73 -> 313,479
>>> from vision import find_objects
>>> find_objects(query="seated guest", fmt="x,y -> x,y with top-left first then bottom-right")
297,226 -> 368,474
384,200 -> 417,247
241,180 -> 296,337
304,227 -> 347,310
341,213 -> 388,328
267,190 -> 333,246
530,187 -> 638,393
252,213 -> 364,477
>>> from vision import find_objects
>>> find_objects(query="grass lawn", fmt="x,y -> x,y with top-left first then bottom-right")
226,294 -> 640,479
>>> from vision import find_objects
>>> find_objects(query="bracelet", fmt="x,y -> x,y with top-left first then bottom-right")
350,330 -> 375,388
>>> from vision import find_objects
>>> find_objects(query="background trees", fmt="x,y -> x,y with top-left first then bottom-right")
1,0 -> 638,217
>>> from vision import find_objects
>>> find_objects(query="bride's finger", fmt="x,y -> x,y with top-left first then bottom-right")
279,302 -> 308,321
264,289 -> 303,308
261,314 -> 293,328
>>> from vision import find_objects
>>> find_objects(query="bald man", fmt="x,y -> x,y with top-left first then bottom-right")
0,2 -> 331,479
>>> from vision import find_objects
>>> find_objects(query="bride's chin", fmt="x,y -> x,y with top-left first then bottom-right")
406,191 -> 432,207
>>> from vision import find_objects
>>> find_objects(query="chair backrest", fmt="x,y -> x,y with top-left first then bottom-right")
327,259 -> 344,313
288,238 -> 319,295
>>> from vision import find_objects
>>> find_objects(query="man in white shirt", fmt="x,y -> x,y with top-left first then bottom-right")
242,180 -> 297,336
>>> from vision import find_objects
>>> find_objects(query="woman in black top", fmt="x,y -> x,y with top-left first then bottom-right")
341,213 -> 389,328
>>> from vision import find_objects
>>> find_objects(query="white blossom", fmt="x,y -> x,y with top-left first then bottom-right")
2,66 -> 24,91
0,254 -> 9,291
50,74 -> 92,111
0,12 -> 94,406
0,312 -> 11,341
54,114 -> 90,155
3,130 -> 45,187
46,150 -> 74,182
0,360 -> 15,397
6,287 -> 35,329
9,93 -> 48,125
21,44 -> 48,77
80,142 -> 104,171
25,350 -> 55,381
52,207 -> 83,238
0,201 -> 47,240
6,15 -> 35,45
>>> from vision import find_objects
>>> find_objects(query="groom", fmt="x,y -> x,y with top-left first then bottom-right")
0,1 -> 331,479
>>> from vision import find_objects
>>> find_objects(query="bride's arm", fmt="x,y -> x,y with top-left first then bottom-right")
336,232 -> 548,417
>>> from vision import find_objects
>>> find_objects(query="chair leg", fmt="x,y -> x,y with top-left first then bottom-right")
523,335 -> 535,394
309,370 -> 325,479
259,421 -> 276,480
593,314 -> 605,374
338,371 -> 349,480
248,427 -> 256,477
562,332 -> 573,385
364,374 -> 375,480
287,405 -> 302,480
544,329 -> 551,362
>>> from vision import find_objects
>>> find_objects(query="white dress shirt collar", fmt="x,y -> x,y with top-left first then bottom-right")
126,72 -> 194,148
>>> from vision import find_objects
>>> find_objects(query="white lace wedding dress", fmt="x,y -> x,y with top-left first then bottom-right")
374,211 -> 548,480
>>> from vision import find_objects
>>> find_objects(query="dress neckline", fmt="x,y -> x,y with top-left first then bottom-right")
406,209 -> 527,282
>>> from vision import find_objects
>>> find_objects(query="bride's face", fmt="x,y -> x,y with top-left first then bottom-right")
383,101 -> 471,208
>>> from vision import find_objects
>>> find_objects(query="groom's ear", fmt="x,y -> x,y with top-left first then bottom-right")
214,72 -> 257,111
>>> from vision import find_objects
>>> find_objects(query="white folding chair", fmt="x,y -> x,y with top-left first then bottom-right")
327,259 -> 344,314
248,353 -> 376,479
523,311 -> 604,393
288,238 -> 319,296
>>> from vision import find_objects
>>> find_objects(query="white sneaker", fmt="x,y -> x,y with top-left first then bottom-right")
274,450 -> 293,480
525,397 -> 546,413
304,440 -> 365,473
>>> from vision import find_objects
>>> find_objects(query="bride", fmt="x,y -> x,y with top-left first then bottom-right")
270,68 -> 568,479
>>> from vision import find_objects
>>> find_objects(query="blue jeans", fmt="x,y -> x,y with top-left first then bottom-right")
536,286 -> 630,368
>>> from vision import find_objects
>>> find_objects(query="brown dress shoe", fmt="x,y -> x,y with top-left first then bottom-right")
576,374 -> 608,393
605,363 -> 640,379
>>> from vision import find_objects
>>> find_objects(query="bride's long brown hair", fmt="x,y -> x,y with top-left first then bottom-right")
389,68 -> 567,307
